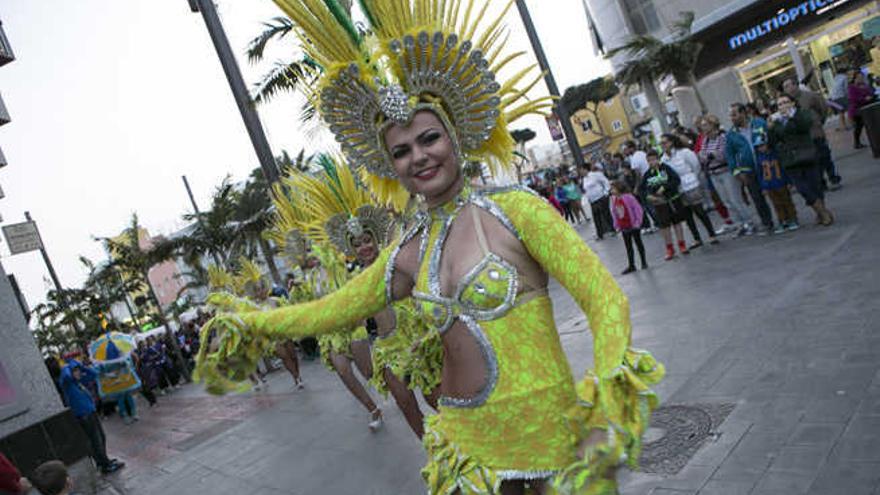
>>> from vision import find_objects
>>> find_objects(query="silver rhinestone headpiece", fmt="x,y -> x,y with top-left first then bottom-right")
325,205 -> 394,258
318,31 -> 502,181
345,217 -> 365,238
378,83 -> 413,125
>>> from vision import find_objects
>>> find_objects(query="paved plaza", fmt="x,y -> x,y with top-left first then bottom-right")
81,129 -> 880,495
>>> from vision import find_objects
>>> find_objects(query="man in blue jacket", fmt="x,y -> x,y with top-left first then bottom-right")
726,103 -> 776,234
59,360 -> 125,475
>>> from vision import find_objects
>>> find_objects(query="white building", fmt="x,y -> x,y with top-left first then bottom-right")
585,0 -> 880,127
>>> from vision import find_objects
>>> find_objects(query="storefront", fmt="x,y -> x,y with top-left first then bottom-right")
694,0 -> 880,104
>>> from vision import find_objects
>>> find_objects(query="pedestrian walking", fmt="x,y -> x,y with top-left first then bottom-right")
133,340 -> 158,406
640,150 -> 690,260
768,93 -> 835,226
624,140 -> 658,232
848,70 -> 875,150
830,66 -> 851,131
610,181 -> 647,274
619,161 -> 639,193
561,175 -> 588,224
660,133 -> 719,248
754,134 -> 799,232
783,77 -> 842,189
58,361 -> 125,475
582,163 -> 614,240
727,103 -> 777,235
554,177 -> 574,223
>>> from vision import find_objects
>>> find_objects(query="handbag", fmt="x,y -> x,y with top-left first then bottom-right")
781,142 -> 815,167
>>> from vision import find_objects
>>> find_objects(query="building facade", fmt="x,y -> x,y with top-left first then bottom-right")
0,17 -> 91,477
585,0 -> 880,127
571,92 -> 635,158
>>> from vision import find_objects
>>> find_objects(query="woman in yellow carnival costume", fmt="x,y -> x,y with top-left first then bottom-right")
269,162 -> 385,430
197,0 -> 664,493
293,155 -> 442,438
202,259 -> 276,391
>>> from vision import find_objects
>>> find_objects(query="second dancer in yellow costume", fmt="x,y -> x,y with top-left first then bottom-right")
197,0 -> 664,492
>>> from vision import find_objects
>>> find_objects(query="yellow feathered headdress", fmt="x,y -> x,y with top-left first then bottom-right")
266,175 -> 313,268
287,154 -> 395,258
272,0 -> 551,207
207,264 -> 235,292
232,257 -> 265,297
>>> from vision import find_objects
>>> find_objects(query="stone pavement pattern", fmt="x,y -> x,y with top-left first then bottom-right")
85,129 -> 879,495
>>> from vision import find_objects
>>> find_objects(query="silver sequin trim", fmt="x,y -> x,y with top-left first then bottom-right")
453,252 -> 519,322
384,215 -> 429,304
497,469 -> 558,481
426,202 -> 465,304
470,195 -> 522,241
438,315 -> 498,409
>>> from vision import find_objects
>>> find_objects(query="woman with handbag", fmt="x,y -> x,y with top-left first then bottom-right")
769,94 -> 834,226
660,133 -> 719,248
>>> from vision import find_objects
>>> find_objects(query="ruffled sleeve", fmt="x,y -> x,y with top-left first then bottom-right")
491,189 -> 664,468
195,246 -> 394,394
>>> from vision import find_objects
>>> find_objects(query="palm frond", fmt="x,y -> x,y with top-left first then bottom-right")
246,17 -> 295,64
252,59 -> 317,105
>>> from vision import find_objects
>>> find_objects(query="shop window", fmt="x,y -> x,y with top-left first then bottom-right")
612,120 -> 624,132
623,0 -> 661,35
630,93 -> 648,112
580,119 -> 593,132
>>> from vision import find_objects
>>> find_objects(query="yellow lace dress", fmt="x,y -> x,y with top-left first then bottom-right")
199,186 -> 663,494
368,301 -> 443,397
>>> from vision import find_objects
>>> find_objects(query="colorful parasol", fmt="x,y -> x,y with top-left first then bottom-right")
89,332 -> 136,362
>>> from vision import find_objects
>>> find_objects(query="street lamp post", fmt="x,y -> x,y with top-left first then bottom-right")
514,0 -> 586,169
25,211 -> 83,335
187,0 -> 279,184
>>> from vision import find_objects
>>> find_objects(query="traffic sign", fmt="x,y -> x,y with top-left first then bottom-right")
2,221 -> 43,254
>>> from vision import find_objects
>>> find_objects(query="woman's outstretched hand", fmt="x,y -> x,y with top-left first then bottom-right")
194,314 -> 272,395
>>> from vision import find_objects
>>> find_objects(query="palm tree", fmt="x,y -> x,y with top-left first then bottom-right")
245,16 -> 320,110
180,178 -> 240,268
649,12 -> 706,114
31,288 -> 102,356
99,214 -> 191,380
275,148 -> 314,174
81,255 -> 143,327
606,11 -> 704,132
611,53 -> 669,133
232,167 -> 282,284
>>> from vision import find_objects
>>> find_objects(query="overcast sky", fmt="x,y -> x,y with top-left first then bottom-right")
0,0 -> 609,308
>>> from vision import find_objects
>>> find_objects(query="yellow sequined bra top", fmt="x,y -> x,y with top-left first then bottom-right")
384,186 -> 548,405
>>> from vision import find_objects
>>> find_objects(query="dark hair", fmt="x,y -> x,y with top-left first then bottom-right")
777,93 -> 796,105
851,70 -> 865,84
730,102 -> 747,114
611,180 -> 631,194
646,149 -> 660,158
623,140 -> 636,150
30,460 -> 68,495
660,133 -> 684,150
612,152 -> 624,159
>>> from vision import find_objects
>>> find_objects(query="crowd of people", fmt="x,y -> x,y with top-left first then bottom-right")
528,75 -> 847,274
1,454 -> 77,495
18,0 -> 874,489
